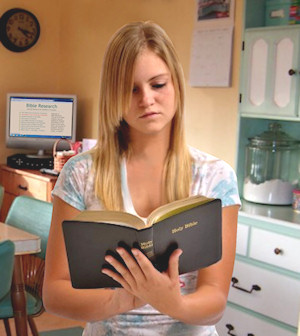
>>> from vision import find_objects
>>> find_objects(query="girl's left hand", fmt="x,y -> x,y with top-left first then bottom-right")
102,247 -> 183,316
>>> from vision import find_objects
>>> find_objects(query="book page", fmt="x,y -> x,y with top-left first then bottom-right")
147,195 -> 214,226
73,210 -> 146,230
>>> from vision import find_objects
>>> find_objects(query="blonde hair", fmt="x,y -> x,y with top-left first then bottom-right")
91,21 -> 192,210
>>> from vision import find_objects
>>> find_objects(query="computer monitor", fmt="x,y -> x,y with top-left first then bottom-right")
6,93 -> 77,157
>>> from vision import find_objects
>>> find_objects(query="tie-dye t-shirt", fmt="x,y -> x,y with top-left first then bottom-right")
52,146 -> 241,336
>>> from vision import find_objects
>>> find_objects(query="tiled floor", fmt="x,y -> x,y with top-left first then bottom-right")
0,312 -> 86,336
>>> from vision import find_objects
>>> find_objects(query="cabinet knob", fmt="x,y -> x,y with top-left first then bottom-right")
18,184 -> 28,191
288,69 -> 297,76
274,247 -> 283,255
231,277 -> 261,294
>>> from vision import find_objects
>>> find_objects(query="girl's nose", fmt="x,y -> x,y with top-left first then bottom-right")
139,88 -> 155,107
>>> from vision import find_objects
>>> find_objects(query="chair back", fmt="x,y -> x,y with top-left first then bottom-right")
0,240 -> 15,300
0,185 -> 4,211
5,196 -> 53,259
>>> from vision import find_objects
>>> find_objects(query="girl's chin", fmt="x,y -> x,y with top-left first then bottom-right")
130,124 -> 172,137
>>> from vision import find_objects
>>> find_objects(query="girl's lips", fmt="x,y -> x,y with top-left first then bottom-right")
140,111 -> 159,118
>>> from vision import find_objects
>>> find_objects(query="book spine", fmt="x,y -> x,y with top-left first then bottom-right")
136,227 -> 155,262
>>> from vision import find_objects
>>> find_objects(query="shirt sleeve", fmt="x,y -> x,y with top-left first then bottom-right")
190,147 -> 241,208
209,162 -> 241,207
52,155 -> 87,211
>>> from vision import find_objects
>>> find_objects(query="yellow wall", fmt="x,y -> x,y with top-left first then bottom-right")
0,0 -> 61,161
0,0 -> 243,166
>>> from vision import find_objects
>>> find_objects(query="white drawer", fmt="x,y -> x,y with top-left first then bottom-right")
228,260 -> 300,327
216,305 -> 296,336
236,223 -> 249,256
249,228 -> 300,273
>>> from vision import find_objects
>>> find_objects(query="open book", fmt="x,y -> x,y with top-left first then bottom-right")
63,195 -> 222,288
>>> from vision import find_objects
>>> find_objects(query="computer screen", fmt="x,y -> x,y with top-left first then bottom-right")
6,93 -> 77,156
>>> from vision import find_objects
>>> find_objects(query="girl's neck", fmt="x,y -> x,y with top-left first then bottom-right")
128,132 -> 170,164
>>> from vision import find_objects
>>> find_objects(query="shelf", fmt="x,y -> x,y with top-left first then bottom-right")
245,0 -> 300,30
245,25 -> 300,32
240,199 -> 300,227
240,113 -> 300,122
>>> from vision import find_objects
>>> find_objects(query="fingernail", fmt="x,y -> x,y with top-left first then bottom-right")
105,255 -> 113,263
116,247 -> 124,255
131,249 -> 139,257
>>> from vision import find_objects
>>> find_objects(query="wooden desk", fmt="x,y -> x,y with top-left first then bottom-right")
0,165 -> 57,221
0,223 -> 40,336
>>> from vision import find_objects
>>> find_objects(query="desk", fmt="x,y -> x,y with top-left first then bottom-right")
0,222 -> 40,336
0,165 -> 57,221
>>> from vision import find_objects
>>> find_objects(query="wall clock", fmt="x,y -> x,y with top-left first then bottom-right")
0,8 -> 40,52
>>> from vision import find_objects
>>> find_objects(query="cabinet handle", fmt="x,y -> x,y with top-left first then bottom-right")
225,324 -> 254,336
226,324 -> 236,336
18,184 -> 28,191
274,247 -> 283,255
231,277 -> 261,293
288,69 -> 297,76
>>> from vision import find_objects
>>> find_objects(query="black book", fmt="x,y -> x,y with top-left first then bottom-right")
63,195 -> 222,288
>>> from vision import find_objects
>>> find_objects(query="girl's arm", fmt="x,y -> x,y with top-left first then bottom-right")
43,195 -> 145,322
102,204 -> 239,325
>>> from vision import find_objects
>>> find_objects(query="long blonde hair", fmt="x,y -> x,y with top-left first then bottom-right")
91,21 -> 192,210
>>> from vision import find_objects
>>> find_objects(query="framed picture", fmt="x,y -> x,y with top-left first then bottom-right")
197,0 -> 234,22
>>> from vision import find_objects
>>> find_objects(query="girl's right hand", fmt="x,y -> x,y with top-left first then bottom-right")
112,288 -> 146,312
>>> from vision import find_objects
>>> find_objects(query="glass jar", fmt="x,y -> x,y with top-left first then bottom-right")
243,122 -> 300,205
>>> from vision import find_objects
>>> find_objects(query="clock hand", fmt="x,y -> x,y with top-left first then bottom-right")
18,27 -> 34,38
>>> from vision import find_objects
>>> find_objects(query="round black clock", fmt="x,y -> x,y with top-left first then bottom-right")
0,8 -> 40,52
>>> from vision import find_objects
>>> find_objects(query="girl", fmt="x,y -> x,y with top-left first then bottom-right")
43,21 -> 240,336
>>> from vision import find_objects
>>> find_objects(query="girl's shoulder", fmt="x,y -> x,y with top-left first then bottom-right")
52,151 -> 95,211
189,146 -> 241,206
61,150 -> 93,174
189,146 -> 226,170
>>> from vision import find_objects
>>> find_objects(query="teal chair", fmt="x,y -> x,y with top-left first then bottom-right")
1,196 -> 53,336
0,240 -> 15,335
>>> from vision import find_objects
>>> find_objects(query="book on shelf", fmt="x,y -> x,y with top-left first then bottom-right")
63,194 -> 222,289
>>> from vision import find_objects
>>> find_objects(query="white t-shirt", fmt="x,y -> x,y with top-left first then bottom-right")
52,146 -> 241,336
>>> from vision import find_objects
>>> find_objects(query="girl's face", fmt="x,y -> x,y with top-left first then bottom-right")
123,48 -> 176,137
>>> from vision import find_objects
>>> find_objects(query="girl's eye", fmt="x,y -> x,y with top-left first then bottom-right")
132,83 -> 166,93
152,83 -> 166,89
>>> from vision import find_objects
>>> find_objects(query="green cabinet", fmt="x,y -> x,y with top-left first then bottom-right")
216,211 -> 300,336
241,26 -> 300,118
216,1 -> 300,335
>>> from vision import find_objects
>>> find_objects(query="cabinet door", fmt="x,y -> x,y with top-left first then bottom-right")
241,27 -> 300,117
216,305 -> 296,336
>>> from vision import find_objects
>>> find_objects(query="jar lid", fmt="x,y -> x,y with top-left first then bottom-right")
248,122 -> 300,149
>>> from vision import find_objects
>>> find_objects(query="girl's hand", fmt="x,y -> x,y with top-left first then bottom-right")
110,287 -> 146,312
102,247 -> 183,316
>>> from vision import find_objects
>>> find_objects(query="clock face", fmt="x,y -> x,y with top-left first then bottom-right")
0,8 -> 40,52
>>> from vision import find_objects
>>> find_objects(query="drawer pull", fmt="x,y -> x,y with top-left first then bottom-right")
288,69 -> 297,76
231,277 -> 261,293
18,184 -> 28,191
226,324 -> 236,336
225,324 -> 254,336
274,247 -> 283,255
